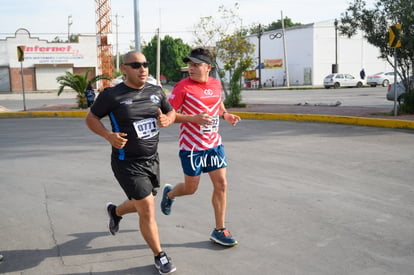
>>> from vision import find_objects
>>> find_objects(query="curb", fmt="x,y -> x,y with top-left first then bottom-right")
232,112 -> 414,130
0,110 -> 87,118
1,110 -> 413,130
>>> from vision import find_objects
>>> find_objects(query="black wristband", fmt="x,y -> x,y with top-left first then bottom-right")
221,111 -> 227,119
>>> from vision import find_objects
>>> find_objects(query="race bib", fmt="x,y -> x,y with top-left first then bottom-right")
200,115 -> 219,134
133,118 -> 159,139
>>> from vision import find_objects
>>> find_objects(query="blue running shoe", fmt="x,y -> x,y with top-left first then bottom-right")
210,228 -> 238,246
161,184 -> 175,215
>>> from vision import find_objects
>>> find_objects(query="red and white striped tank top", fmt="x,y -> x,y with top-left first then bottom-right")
169,77 -> 223,151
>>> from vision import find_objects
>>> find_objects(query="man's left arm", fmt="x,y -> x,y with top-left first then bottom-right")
220,102 -> 241,126
157,108 -> 176,128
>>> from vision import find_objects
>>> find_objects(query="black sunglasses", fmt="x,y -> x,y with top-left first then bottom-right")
124,61 -> 149,69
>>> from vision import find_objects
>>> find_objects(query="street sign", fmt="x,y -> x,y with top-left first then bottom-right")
389,24 -> 401,48
17,45 -> 25,62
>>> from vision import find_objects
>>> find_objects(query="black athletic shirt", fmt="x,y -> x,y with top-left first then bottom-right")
90,82 -> 173,160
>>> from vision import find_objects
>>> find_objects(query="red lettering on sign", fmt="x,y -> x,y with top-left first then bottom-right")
24,45 -> 76,54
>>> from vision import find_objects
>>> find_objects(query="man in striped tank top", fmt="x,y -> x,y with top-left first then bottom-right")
161,47 -> 241,247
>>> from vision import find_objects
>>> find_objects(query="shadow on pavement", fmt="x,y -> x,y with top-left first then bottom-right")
1,229 -> 226,273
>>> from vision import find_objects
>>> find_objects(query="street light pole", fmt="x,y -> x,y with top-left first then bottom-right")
334,18 -> 338,73
133,0 -> 141,51
115,14 -> 119,71
68,15 -> 72,42
156,28 -> 161,85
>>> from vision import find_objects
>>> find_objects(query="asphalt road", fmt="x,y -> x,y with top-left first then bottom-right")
1,118 -> 413,274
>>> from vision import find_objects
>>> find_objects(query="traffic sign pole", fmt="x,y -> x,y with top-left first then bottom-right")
393,48 -> 397,116
17,46 -> 27,111
388,25 -> 401,116
20,61 -> 27,111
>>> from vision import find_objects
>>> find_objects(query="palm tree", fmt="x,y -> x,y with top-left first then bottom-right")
56,68 -> 111,109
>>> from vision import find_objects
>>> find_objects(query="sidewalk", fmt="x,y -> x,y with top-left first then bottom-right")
231,103 -> 411,118
1,94 -> 414,129
229,103 -> 414,130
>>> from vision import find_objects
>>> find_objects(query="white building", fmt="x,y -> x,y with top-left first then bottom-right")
0,28 -> 98,92
242,20 -> 392,87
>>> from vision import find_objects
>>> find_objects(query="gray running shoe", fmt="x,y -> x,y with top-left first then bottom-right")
106,202 -> 122,235
154,251 -> 176,274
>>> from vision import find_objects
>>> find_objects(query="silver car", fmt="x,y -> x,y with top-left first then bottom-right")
367,72 -> 399,87
323,73 -> 363,89
386,76 -> 412,103
386,82 -> 405,102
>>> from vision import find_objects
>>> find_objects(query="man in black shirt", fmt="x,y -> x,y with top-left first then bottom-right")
85,51 -> 176,274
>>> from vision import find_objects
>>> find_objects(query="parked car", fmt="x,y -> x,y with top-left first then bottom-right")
323,73 -> 364,89
386,76 -> 412,103
112,75 -> 125,86
367,72 -> 399,87
111,75 -> 161,87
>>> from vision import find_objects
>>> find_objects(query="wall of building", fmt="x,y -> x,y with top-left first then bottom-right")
249,24 -> 315,87
241,20 -> 393,87
0,28 -> 99,92
313,20 -> 393,84
313,21 -> 336,84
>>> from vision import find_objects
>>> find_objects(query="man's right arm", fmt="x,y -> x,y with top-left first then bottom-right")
85,111 -> 128,149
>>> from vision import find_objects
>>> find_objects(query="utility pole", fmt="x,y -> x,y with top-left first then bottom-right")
114,13 -> 123,71
257,24 -> 263,89
281,11 -> 289,87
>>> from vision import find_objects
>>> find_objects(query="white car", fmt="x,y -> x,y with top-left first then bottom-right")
323,73 -> 364,89
367,72 -> 399,87
111,75 -> 124,86
111,75 -> 161,87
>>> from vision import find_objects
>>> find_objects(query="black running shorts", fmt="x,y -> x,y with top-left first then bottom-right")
111,154 -> 160,200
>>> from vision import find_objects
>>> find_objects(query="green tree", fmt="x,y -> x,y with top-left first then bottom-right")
51,34 -> 79,43
249,17 -> 302,34
218,33 -> 255,107
68,34 -> 79,43
193,3 -> 255,107
56,69 -> 111,109
340,0 -> 414,113
112,54 -> 125,78
193,4 -> 245,47
52,36 -> 63,43
142,35 -> 191,82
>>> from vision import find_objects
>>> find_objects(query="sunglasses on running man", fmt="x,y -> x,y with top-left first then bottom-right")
124,62 -> 149,69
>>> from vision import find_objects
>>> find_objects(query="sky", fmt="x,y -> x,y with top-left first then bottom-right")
0,0 -> 376,53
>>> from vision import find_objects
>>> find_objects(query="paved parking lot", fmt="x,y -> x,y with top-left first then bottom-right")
1,118 -> 413,274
